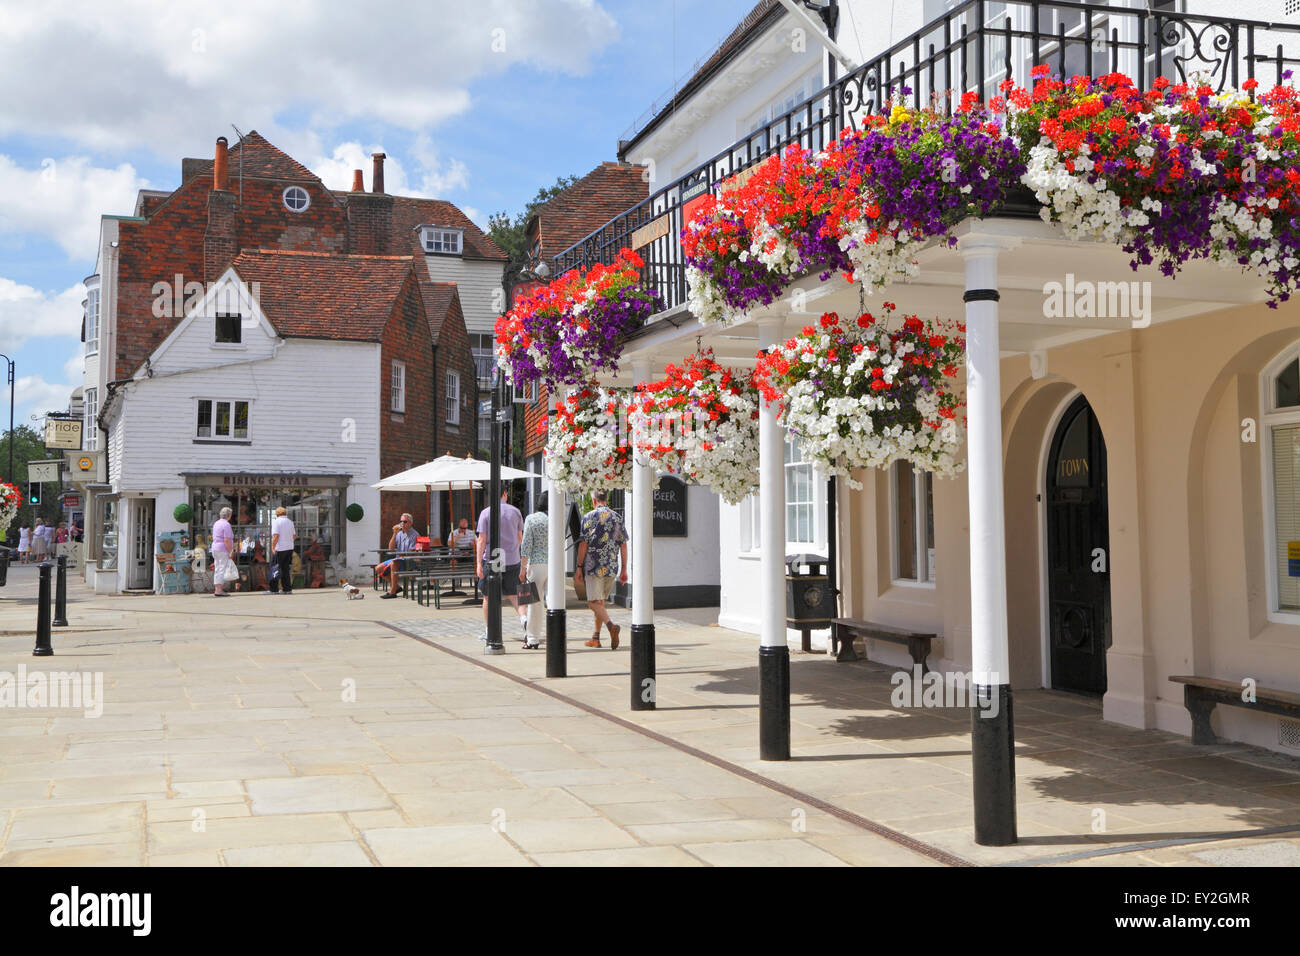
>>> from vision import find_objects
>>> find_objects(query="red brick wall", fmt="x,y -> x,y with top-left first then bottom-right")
348,193 -> 394,256
379,270 -> 435,545
524,385 -> 549,458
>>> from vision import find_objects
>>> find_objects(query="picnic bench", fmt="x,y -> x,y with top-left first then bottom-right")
830,618 -> 937,672
1169,675 -> 1300,745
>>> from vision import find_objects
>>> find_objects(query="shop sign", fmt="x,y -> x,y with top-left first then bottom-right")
44,418 -> 82,449
27,459 -> 62,483
184,473 -> 347,490
652,475 -> 687,537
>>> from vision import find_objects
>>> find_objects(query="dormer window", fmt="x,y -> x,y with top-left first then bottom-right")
421,226 -> 463,255
283,186 -> 310,212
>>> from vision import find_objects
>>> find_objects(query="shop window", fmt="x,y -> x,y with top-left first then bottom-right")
892,460 -> 935,585
196,399 -> 250,441
785,439 -> 819,546
446,371 -> 460,425
1264,349 -> 1300,615
391,361 -> 406,413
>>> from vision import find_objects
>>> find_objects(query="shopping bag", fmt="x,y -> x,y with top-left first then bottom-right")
222,560 -> 240,583
269,561 -> 281,582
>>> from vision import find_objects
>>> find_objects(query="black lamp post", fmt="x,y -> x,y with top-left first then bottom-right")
486,256 -> 550,654
0,354 -> 14,484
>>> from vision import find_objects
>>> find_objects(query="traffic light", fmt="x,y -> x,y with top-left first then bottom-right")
27,481 -> 40,505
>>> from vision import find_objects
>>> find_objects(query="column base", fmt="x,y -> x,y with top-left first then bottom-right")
759,645 -> 790,760
971,683 -> 1017,846
546,609 -> 567,678
631,623 -> 656,711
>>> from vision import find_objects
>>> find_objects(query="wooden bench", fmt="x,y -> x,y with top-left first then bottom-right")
1170,675 -> 1300,745
416,569 -> 480,609
831,618 -> 936,672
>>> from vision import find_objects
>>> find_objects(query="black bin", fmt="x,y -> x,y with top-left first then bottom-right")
0,546 -> 10,588
786,553 -> 834,650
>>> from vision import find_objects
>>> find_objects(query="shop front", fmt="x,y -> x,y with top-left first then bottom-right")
183,472 -> 348,590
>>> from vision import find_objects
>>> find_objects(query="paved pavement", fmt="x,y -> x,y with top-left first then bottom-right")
2,562 -> 1298,866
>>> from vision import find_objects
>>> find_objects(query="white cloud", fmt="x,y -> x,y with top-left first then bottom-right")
309,139 -> 470,201
0,279 -> 86,353
0,155 -> 147,259
63,351 -> 86,383
0,1 -> 620,154
4,374 -> 78,425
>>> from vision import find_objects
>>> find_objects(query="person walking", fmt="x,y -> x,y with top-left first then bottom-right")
211,506 -> 235,597
380,513 -> 419,599
268,506 -> 296,595
518,492 -> 550,650
475,487 -> 526,640
30,518 -> 48,562
574,490 -> 628,649
16,524 -> 29,563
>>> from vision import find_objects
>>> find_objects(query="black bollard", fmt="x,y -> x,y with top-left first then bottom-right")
630,624 -> 656,711
33,562 -> 53,656
52,554 -> 68,627
545,608 -> 566,678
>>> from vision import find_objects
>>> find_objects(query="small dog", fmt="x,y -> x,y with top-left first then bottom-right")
340,579 -> 365,600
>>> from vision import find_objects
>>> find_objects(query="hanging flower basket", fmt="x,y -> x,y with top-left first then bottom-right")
628,349 -> 760,504
544,386 -> 632,492
496,249 -> 662,387
753,303 -> 967,486
0,482 -> 20,535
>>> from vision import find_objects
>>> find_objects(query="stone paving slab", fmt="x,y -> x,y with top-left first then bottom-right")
2,573 -> 1299,866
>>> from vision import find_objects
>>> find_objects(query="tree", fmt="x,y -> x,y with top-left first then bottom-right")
487,174 -> 581,279
0,425 -> 65,540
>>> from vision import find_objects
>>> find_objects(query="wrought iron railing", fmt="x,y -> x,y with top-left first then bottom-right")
552,0 -> 1300,317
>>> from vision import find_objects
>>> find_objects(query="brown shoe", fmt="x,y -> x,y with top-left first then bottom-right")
584,636 -> 602,648
608,623 -> 621,650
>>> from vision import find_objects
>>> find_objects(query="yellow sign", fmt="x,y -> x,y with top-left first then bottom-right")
78,457 -> 93,471
630,215 -> 670,250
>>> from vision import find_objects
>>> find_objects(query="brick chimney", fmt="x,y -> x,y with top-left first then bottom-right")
348,155 -> 393,255
214,136 -> 229,191
204,136 -> 237,282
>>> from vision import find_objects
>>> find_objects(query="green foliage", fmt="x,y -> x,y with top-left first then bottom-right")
173,503 -> 194,523
0,425 -> 63,538
487,174 -> 581,279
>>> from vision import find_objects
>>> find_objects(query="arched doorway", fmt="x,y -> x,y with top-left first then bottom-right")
1045,395 -> 1110,694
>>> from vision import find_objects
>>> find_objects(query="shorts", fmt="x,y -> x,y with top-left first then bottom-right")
480,564 -> 520,596
585,574 -> 616,602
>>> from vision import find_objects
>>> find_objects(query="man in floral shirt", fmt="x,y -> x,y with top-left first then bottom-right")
575,490 -> 628,649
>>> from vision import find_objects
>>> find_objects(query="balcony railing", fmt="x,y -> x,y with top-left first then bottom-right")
553,0 -> 1300,317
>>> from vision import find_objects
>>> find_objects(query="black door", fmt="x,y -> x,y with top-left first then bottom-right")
1046,396 -> 1110,694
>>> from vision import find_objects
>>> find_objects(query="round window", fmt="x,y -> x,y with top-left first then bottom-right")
282,186 -> 310,212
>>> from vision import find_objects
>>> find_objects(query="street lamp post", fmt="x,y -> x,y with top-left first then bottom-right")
0,354 -> 14,484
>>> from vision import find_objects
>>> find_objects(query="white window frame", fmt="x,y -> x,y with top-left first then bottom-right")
282,186 -> 310,212
445,370 -> 460,425
1260,343 -> 1300,624
890,460 -> 936,588
195,398 -> 251,442
420,226 -> 464,256
83,387 -> 98,451
785,439 -> 821,548
391,360 -> 406,413
85,285 -> 99,357
738,494 -> 760,555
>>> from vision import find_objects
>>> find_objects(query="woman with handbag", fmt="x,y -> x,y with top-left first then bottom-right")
211,507 -> 236,596
518,493 -> 550,650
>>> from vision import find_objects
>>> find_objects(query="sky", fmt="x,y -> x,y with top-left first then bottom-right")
0,0 -> 760,433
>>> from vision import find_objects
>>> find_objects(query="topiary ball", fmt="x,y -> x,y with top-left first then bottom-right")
345,503 -> 364,522
173,503 -> 194,523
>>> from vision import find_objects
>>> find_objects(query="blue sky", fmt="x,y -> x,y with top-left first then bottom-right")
0,0 -> 758,433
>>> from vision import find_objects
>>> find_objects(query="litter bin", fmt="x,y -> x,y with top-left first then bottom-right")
785,553 -> 835,653
0,546 -> 9,587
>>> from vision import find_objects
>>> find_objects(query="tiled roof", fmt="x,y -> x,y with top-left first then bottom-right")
186,130 -> 322,184
422,281 -> 464,344
389,195 -> 507,261
229,250 -> 419,342
532,162 -> 649,257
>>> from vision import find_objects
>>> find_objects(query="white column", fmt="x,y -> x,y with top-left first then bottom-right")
546,465 -> 565,612
631,358 -> 654,627
758,318 -> 787,650
964,244 -> 1010,687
